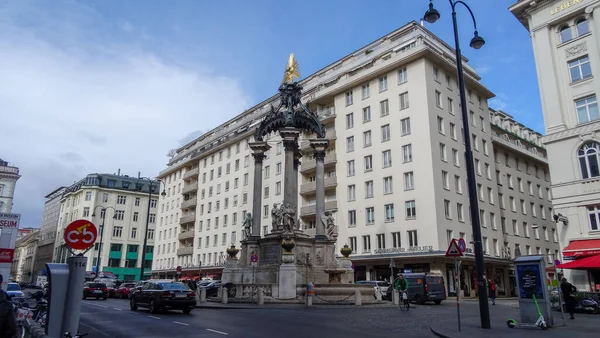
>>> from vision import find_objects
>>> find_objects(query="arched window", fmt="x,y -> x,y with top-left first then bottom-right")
576,18 -> 589,36
578,141 -> 600,179
560,25 -> 572,43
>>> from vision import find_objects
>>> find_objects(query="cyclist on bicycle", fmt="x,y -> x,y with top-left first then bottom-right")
395,274 -> 409,296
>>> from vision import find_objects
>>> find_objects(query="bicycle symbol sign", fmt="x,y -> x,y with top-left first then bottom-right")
64,219 -> 98,250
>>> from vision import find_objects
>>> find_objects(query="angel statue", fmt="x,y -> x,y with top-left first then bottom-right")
321,211 -> 338,239
242,213 -> 252,239
271,203 -> 282,231
282,53 -> 300,84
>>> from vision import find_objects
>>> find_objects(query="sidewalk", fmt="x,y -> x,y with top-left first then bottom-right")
430,303 -> 599,338
196,299 -> 393,310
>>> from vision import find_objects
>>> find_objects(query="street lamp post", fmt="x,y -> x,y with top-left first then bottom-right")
91,206 -> 116,278
424,0 -> 490,329
138,177 -> 166,281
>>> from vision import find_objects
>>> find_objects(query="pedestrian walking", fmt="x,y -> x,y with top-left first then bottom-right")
487,277 -> 496,305
560,277 -> 577,320
0,274 -> 18,338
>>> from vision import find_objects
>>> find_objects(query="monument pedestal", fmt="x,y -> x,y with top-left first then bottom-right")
278,257 -> 297,299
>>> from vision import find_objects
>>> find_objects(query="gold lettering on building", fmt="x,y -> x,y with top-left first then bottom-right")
551,0 -> 584,15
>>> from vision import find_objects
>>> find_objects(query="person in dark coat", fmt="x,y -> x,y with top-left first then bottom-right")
560,277 -> 577,319
0,275 -> 18,338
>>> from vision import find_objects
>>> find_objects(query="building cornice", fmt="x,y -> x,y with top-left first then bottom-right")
542,120 -> 600,144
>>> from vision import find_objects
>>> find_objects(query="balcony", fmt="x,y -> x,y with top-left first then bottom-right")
300,130 -> 337,151
300,153 -> 337,173
178,231 -> 195,241
491,134 -> 547,164
182,182 -> 198,194
299,176 -> 338,195
300,200 -> 338,217
179,213 -> 196,225
183,167 -> 199,180
181,197 -> 197,209
177,247 -> 194,256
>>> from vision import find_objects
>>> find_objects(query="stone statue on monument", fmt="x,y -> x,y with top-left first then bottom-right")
321,211 -> 338,240
281,203 -> 296,233
271,203 -> 282,231
242,212 -> 252,239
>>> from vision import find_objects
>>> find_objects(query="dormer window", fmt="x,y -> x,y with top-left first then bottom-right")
560,25 -> 572,43
576,18 -> 589,36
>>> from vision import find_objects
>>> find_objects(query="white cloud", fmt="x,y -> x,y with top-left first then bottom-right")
0,2 -> 253,226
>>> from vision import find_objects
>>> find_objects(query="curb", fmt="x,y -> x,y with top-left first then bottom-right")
430,323 -> 452,338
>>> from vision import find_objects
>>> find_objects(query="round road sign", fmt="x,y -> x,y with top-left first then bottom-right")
250,253 -> 259,263
457,238 -> 466,253
176,265 -> 183,272
63,219 -> 97,251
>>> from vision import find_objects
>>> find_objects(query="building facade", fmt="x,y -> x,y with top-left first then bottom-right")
32,187 -> 65,279
152,21 -> 559,297
54,173 -> 160,280
511,0 -> 600,291
11,230 -> 39,283
0,158 -> 20,213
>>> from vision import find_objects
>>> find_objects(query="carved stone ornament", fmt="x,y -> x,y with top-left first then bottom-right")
565,42 -> 587,58
226,245 -> 240,259
340,244 -> 352,258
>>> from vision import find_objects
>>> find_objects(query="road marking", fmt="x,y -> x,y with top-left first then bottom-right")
148,315 -> 161,320
206,329 -> 228,335
173,321 -> 189,326
113,308 -> 123,311
83,302 -> 108,308
130,312 -> 139,315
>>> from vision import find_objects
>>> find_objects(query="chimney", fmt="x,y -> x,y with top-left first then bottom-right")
117,168 -> 121,176
138,171 -> 141,178
420,19 -> 424,26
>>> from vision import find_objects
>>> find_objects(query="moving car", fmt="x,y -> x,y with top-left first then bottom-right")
83,282 -> 109,300
386,273 -> 446,304
113,282 -> 136,299
130,281 -> 196,314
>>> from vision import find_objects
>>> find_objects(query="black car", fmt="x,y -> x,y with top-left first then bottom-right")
83,282 -> 108,300
130,281 -> 196,314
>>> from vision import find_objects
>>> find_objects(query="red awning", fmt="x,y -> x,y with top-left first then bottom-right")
562,239 -> 600,257
557,254 -> 600,270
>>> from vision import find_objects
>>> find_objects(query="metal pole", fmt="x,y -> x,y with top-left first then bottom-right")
62,255 -> 87,335
451,6 -> 490,329
94,210 -> 106,277
139,180 -> 154,281
455,257 -> 462,332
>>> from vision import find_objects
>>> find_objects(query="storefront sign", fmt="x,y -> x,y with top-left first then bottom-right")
0,249 -> 14,263
372,246 -> 434,255
0,213 -> 20,228
550,0 -> 585,15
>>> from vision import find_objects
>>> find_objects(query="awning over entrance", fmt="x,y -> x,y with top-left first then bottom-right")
557,254 -> 600,270
562,239 -> 600,258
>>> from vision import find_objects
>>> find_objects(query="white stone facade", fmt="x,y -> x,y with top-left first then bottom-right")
0,159 -> 20,213
511,0 -> 600,291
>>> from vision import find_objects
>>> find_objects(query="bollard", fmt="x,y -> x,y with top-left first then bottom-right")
200,287 -> 207,303
354,289 -> 362,306
393,289 -> 399,305
221,287 -> 228,304
257,288 -> 264,305
375,290 -> 382,301
307,294 -> 313,306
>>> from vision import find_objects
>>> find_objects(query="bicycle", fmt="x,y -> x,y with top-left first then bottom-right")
399,290 -> 409,311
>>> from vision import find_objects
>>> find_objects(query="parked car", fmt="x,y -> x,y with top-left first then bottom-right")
113,282 -> 136,299
386,273 -> 446,304
197,280 -> 221,297
356,280 -> 391,300
83,282 -> 109,300
6,283 -> 24,299
130,281 -> 196,314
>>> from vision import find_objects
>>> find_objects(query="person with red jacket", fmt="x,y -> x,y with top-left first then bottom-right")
488,277 -> 497,305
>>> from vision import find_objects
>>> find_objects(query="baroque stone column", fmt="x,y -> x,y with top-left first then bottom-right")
248,141 -> 270,238
292,147 -> 302,221
280,128 -> 300,211
310,139 -> 329,238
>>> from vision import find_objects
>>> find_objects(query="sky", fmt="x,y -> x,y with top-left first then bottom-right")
0,0 -> 541,227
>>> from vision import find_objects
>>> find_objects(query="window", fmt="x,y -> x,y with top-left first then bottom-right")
131,228 -> 137,238
513,219 -> 519,236
518,178 -> 523,192
346,136 -> 355,152
470,111 -> 476,127
404,172 -> 414,190
85,191 -> 92,201
454,175 -> 462,193
376,234 -> 386,249
363,130 -> 372,147
440,143 -> 447,161
363,107 -> 371,122
488,188 -> 494,204
347,160 -> 355,177
452,149 -> 459,166
349,237 -> 357,253
379,75 -> 388,92
577,95 -> 600,123
276,163 -> 282,175
383,176 -> 393,194
117,195 -> 126,205
115,210 -> 125,221
380,100 -> 389,117
405,200 -> 416,219
364,155 -> 373,171
480,209 -> 486,227
347,185 -> 356,201
361,83 -> 370,99
402,144 -> 413,162
442,171 -> 449,190
345,91 -> 353,106
407,230 -> 418,246
437,116 -> 445,134
579,141 -> 600,178
401,118 -> 411,135
384,204 -> 395,222
102,193 -> 108,203
348,210 -> 357,227
365,181 -> 374,198
264,165 -> 270,179
482,140 -> 488,155
587,205 -> 600,231
362,235 -> 371,252
113,226 -> 123,237
450,123 -> 457,140
444,200 -> 452,219
576,18 -> 589,36
346,113 -> 354,129
399,92 -> 409,109
397,68 -> 407,84
448,98 -> 454,115
521,199 -> 527,214
381,124 -> 391,142
382,150 -> 392,168
435,90 -> 442,108
366,207 -> 375,224
510,197 -> 516,212
478,184 -> 484,201
490,212 -> 496,230
457,203 -> 464,221
569,56 -> 592,82
433,66 -> 439,80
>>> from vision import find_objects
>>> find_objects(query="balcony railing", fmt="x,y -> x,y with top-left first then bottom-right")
300,153 -> 337,173
180,213 -> 196,225
178,231 -> 195,241
299,176 -> 338,195
491,134 -> 547,163
0,166 -> 19,175
177,247 -> 194,256
300,130 -> 337,151
181,197 -> 197,209
182,183 -> 198,194
183,167 -> 199,180
300,200 -> 338,217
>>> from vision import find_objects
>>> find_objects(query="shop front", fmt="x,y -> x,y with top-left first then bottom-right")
561,239 -> 600,291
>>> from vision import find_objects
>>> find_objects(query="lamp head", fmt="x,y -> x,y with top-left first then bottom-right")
424,1 -> 440,24
470,30 -> 485,49
91,213 -> 96,217
161,190 -> 167,197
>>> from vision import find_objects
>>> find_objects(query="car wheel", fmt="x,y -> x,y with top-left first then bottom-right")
82,295 -> 86,300
434,300 -> 442,305
182,307 -> 192,314
103,296 -> 108,300
149,300 -> 157,314
130,298 -> 138,311
415,294 -> 424,305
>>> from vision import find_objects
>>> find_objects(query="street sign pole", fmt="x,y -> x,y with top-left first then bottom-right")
62,255 -> 87,336
455,257 -> 461,332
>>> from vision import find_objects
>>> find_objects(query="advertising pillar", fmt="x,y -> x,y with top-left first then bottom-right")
514,255 -> 553,326
0,213 -> 20,290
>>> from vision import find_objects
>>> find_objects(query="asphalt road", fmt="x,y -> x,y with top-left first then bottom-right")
77,298 -> 455,338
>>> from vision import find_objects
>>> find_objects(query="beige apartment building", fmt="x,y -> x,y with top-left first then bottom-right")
511,0 -> 600,291
54,173 -> 160,281
153,21 -> 559,296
